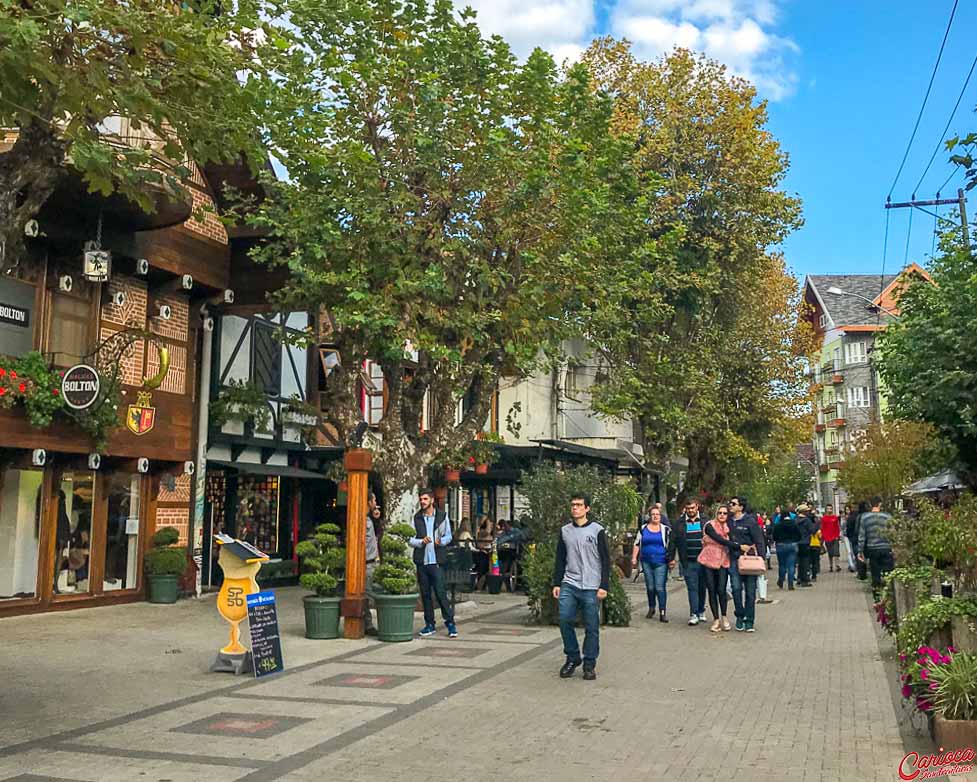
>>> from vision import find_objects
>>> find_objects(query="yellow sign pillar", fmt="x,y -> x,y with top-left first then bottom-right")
342,448 -> 372,639
211,535 -> 268,675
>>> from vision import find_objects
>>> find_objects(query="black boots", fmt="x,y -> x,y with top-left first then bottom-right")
659,611 -> 668,623
560,659 -> 581,678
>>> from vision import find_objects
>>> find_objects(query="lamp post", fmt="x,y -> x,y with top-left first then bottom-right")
824,286 -> 900,318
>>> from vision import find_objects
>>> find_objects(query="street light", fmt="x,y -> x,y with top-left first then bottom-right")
824,286 -> 899,318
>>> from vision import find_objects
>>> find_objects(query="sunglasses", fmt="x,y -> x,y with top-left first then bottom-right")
717,510 -> 728,516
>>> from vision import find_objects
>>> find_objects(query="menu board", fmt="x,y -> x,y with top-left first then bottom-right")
246,591 -> 284,678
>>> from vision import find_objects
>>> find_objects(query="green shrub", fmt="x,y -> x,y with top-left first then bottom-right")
931,652 -> 977,721
373,523 -> 417,595
151,526 -> 180,548
604,566 -> 631,627
296,523 -> 345,597
145,546 -> 188,576
897,596 -> 977,656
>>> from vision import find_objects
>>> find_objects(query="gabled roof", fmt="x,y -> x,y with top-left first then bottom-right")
872,262 -> 933,306
806,274 -> 898,327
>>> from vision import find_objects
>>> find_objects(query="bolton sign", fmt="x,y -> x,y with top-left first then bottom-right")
61,364 -> 100,410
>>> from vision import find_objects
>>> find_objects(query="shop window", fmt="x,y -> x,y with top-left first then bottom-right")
56,471 -> 95,596
49,292 -> 93,365
252,323 -> 281,396
235,475 -> 280,555
103,472 -> 142,591
0,467 -> 43,600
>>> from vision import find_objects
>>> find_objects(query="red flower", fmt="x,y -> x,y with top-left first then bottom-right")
52,389 -> 59,396
18,383 -> 26,393
0,387 -> 6,396
10,371 -> 16,379
0,368 -> 5,377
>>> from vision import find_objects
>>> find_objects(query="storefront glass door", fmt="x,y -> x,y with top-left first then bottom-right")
103,472 -> 142,591
0,466 -> 43,602
55,471 -> 96,596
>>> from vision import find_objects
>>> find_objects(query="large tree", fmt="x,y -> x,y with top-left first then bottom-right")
248,0 -> 644,514
0,0 -> 265,268
581,41 -> 812,497
878,240 -> 977,490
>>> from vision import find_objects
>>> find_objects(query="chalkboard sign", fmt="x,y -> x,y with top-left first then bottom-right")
246,591 -> 284,678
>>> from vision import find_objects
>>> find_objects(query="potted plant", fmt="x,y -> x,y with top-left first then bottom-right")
370,523 -> 419,642
295,523 -> 346,639
431,446 -> 466,484
144,526 -> 188,604
470,432 -> 503,474
931,652 -> 977,748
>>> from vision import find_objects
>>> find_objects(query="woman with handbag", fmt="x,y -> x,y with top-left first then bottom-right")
727,496 -> 767,633
630,506 -> 675,622
699,505 -> 732,633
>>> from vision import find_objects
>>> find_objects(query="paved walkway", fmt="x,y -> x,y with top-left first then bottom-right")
0,568 -> 952,782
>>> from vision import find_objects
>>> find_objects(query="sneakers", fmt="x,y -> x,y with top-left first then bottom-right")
735,618 -> 745,632
659,611 -> 669,623
446,622 -> 458,638
745,621 -> 756,633
721,617 -> 731,631
418,624 -> 436,637
710,619 -> 722,633
697,613 -> 707,622
777,580 -> 783,589
582,665 -> 597,681
688,615 -> 699,626
560,658 -> 581,678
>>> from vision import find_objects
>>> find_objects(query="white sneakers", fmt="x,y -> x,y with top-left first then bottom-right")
688,615 -> 699,626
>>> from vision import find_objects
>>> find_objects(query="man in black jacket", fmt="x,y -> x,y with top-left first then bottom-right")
409,488 -> 457,638
795,505 -> 819,587
672,499 -> 708,625
727,496 -> 766,633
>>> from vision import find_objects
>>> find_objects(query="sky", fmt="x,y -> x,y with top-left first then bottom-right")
452,0 -> 977,281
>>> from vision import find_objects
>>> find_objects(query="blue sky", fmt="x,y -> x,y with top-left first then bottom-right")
455,0 -> 977,280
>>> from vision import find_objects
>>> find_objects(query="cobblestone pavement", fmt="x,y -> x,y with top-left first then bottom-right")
0,568 -> 962,782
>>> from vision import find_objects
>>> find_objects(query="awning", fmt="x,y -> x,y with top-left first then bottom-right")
530,439 -> 642,470
208,460 -> 331,481
904,470 -> 964,495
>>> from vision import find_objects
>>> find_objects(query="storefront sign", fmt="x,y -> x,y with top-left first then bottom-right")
61,364 -> 100,410
126,391 -> 156,435
0,277 -> 34,357
83,250 -> 111,282
246,591 -> 285,678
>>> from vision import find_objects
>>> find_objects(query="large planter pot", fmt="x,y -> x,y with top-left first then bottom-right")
445,469 -> 461,484
372,592 -> 420,642
474,463 -> 489,475
893,579 -> 916,621
951,615 -> 977,654
146,574 -> 179,604
934,713 -> 977,751
303,595 -> 341,639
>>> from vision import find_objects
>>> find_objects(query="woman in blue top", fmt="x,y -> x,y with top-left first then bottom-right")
631,507 -> 675,622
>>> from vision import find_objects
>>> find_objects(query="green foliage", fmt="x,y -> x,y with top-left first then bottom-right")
603,566 -> 631,627
245,0 -> 642,503
885,511 -> 930,568
0,0 -> 266,268
878,246 -> 977,491
579,41 -> 811,494
211,380 -> 273,434
0,352 -> 65,428
524,540 -> 559,625
917,495 -> 977,592
468,433 -> 504,466
896,597 -> 977,656
151,526 -> 181,548
836,421 -> 940,509
296,523 -> 345,597
931,652 -> 977,721
145,526 -> 186,576
373,523 -> 417,595
728,451 -> 814,513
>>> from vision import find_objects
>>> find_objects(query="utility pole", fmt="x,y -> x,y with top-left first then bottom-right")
885,190 -> 971,257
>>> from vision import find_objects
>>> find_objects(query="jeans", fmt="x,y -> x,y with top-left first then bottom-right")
683,560 -> 706,616
776,543 -> 798,588
365,561 -> 377,630
558,583 -> 600,665
640,560 -> 668,612
867,549 -> 895,599
729,567 -> 758,623
704,567 -> 729,619
417,564 -> 454,626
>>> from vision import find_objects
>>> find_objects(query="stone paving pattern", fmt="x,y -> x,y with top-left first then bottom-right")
0,569 -> 963,782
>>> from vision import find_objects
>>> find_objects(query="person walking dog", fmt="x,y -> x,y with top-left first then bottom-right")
553,493 -> 611,681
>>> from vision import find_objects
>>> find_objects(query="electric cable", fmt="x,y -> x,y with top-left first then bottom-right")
913,50 -> 977,195
888,0 -> 959,198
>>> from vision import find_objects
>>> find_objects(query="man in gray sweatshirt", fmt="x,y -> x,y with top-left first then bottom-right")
552,493 -> 611,681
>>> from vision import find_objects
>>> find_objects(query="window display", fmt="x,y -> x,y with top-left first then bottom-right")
56,471 -> 95,595
0,467 -> 42,601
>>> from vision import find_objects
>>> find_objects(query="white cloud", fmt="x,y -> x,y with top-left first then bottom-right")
451,0 -> 798,100
609,0 -> 798,100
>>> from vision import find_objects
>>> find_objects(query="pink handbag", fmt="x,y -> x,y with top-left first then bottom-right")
737,545 -> 766,576
697,521 -> 730,570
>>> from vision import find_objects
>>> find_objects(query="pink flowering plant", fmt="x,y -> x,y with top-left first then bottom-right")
899,645 -> 955,715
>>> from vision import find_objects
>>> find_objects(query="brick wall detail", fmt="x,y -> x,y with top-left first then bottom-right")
184,186 -> 228,245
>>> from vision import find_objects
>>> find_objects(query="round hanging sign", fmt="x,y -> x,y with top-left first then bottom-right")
61,364 -> 100,410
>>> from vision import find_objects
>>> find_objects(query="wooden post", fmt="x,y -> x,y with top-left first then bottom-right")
342,448 -> 372,639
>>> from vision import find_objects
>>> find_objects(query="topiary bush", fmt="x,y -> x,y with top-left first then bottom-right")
296,523 -> 345,597
144,526 -> 187,576
373,523 -> 417,595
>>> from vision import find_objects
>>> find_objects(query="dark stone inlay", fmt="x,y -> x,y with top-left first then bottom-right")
404,645 -> 490,659
314,673 -> 420,690
471,627 -> 541,637
171,712 -> 312,739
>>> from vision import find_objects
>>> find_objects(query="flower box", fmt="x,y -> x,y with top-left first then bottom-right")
934,713 -> 977,752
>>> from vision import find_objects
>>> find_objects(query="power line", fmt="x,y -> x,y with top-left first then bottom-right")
887,0 -> 959,198
913,50 -> 977,195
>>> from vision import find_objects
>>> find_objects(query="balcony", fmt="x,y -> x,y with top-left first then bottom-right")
831,373 -> 843,385
6,118 -> 194,236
